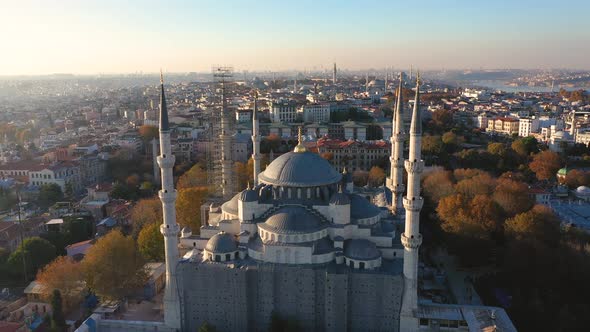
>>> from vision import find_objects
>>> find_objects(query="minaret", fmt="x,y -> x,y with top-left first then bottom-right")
333,62 -> 337,84
365,72 -> 369,94
387,73 -> 406,214
400,72 -> 423,331
157,71 -> 181,329
220,78 -> 233,198
251,91 -> 261,186
151,138 -> 160,186
294,77 -> 297,93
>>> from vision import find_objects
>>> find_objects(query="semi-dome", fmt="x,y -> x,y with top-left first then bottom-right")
259,206 -> 325,234
350,194 -> 381,219
205,232 -> 238,253
221,192 -> 240,215
344,239 -> 381,260
239,187 -> 258,202
330,192 -> 351,205
258,151 -> 342,187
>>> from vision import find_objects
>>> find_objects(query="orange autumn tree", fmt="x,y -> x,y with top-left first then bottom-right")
82,231 -> 147,300
529,150 -> 562,181
176,187 -> 209,232
36,256 -> 84,310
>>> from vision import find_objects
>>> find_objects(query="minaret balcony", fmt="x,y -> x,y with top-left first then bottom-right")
404,160 -> 424,174
160,223 -> 180,236
159,189 -> 178,203
390,133 -> 407,143
391,158 -> 405,168
401,232 -> 422,249
403,197 -> 424,211
157,155 -> 176,168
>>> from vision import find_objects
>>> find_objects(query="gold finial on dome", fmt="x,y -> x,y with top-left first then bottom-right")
294,126 -> 307,153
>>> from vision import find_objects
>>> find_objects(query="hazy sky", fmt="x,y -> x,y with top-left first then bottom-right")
1,0 -> 589,75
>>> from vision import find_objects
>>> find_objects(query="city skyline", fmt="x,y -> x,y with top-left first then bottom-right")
2,0 -> 589,75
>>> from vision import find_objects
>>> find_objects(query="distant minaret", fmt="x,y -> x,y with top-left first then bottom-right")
251,91 -> 261,186
387,73 -> 406,214
333,62 -> 337,84
220,79 -> 233,198
157,71 -> 181,329
400,72 -> 423,331
365,72 -> 369,94
384,72 -> 388,92
294,77 -> 298,93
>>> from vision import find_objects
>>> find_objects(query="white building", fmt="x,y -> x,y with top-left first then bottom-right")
269,100 -> 298,123
29,162 -> 82,192
519,117 -> 539,137
302,103 -> 331,123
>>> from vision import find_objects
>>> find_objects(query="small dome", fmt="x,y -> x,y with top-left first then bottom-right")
557,167 -> 568,176
205,232 -> 238,253
181,227 -> 192,237
344,239 -> 381,260
330,192 -> 351,205
576,186 -> 590,196
239,188 -> 258,202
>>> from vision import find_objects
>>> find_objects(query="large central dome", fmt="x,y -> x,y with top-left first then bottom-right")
258,151 -> 342,187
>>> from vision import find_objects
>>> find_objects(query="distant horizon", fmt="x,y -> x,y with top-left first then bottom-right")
2,0 -> 589,75
0,67 -> 588,79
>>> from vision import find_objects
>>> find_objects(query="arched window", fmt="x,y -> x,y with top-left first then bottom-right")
226,253 -> 231,261
215,255 -> 220,262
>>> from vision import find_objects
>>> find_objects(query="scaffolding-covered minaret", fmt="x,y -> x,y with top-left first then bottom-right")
214,67 -> 234,199
157,71 -> 181,329
400,72 -> 423,331
387,72 -> 406,214
251,90 -> 261,186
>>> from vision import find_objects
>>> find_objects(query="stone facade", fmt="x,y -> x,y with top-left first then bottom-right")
178,259 -> 403,332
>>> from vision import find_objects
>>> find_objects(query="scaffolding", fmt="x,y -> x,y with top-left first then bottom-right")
205,66 -> 236,199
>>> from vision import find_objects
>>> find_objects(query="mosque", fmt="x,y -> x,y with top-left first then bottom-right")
76,73 -> 516,332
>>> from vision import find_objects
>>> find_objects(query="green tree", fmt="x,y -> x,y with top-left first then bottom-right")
138,223 -> 164,262
50,289 -> 66,331
38,184 -> 64,209
198,322 -> 217,332
8,237 -> 57,282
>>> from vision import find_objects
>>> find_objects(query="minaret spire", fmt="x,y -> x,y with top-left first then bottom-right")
400,70 -> 424,331
387,72 -> 406,214
251,90 -> 261,186
157,71 -> 181,329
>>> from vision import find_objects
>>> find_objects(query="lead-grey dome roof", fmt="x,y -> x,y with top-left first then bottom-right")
239,188 -> 258,202
350,194 -> 381,219
221,192 -> 240,215
205,232 -> 238,253
258,151 -> 342,187
259,206 -> 326,234
344,239 -> 381,260
330,192 -> 351,205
